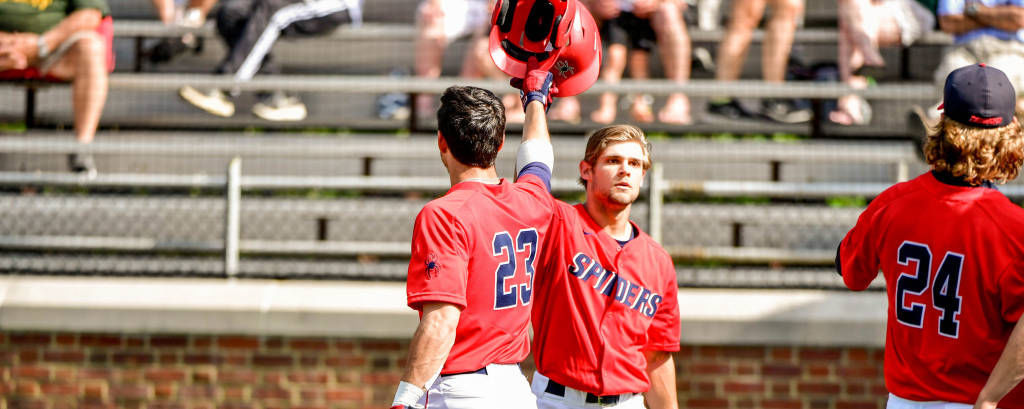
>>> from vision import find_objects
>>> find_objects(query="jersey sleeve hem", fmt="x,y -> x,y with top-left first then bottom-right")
643,343 -> 682,352
407,293 -> 467,310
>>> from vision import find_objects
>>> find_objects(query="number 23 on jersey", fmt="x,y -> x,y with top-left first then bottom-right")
492,228 -> 538,310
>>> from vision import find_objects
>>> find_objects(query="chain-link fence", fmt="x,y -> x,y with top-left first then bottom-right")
6,131 -> 1014,289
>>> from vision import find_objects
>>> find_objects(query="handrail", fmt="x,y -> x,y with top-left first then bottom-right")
0,235 -> 834,264
106,74 -> 941,100
110,20 -> 955,45
0,135 -> 918,163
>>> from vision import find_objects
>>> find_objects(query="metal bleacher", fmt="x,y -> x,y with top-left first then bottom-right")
0,0 -> 959,289
0,0 -> 952,136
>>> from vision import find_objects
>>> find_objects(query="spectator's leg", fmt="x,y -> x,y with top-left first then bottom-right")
651,0 -> 691,124
707,0 -> 764,118
152,0 -> 177,24
176,0 -> 252,118
46,31 -> 108,145
627,49 -> 655,123
414,0 -> 450,112
187,0 -> 220,22
715,0 -> 765,82
832,0 -> 900,125
214,0 -> 256,73
837,0 -> 884,69
228,0 -> 352,81
592,14 -> 634,124
762,0 -> 803,83
591,43 -> 628,124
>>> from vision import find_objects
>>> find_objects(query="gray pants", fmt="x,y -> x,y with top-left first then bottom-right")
214,0 -> 361,80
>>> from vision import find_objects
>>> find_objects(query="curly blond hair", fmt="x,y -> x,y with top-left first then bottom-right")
923,116 -> 1024,185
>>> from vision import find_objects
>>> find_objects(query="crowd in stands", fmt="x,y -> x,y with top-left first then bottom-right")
3,0 -> 1024,175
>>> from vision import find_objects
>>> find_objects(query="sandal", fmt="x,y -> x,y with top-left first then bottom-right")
629,94 -> 654,123
829,95 -> 873,126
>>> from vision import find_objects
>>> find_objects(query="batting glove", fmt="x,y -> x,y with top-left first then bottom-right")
510,58 -> 557,111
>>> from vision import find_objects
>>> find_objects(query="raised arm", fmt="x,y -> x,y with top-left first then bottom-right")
392,302 -> 461,408
513,60 -> 556,189
973,317 -> 1024,409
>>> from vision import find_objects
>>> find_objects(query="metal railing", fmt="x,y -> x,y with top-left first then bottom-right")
2,134 -> 985,270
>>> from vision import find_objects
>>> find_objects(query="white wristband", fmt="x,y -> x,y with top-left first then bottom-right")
392,380 -> 426,407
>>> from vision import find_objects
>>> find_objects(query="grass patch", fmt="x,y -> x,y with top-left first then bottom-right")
0,122 -> 27,132
826,196 -> 867,207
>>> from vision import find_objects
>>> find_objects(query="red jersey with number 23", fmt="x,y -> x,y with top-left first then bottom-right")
839,172 -> 1024,407
532,202 -> 680,396
406,173 -> 554,375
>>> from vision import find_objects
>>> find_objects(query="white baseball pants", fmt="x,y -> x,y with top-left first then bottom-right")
424,363 -> 538,409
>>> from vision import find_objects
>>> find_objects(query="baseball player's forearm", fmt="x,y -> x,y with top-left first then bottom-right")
643,350 -> 678,409
974,317 -> 1024,409
401,303 -> 461,389
515,102 -> 555,180
523,102 -> 550,145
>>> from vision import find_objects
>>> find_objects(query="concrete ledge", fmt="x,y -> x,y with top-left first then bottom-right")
0,277 -> 886,346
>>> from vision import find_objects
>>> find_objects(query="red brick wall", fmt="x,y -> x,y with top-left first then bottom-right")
0,332 -> 887,409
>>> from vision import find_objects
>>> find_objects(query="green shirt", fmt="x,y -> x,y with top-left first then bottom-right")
0,0 -> 110,34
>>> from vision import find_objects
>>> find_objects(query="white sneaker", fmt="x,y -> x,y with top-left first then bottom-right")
179,86 -> 235,117
253,92 -> 307,121
178,8 -> 205,28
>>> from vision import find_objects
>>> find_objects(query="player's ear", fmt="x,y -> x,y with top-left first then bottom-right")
579,160 -> 592,183
437,132 -> 448,154
497,133 -> 505,152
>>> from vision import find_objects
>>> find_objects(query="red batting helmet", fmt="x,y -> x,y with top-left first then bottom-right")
489,0 -> 578,78
548,4 -> 601,97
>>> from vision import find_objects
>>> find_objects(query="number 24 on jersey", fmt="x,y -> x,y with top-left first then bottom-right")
895,241 -> 963,338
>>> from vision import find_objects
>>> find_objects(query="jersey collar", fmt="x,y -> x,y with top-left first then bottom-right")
572,203 -> 646,249
930,170 -> 997,190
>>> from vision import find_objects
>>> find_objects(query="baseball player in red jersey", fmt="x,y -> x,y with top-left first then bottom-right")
390,79 -> 561,408
838,64 -> 1024,409
520,123 -> 680,409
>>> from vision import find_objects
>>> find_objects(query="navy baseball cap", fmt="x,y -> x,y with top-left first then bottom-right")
939,63 -> 1016,128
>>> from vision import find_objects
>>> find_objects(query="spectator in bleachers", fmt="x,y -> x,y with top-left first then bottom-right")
412,0 -> 528,122
0,0 -> 114,176
932,0 -> 1024,116
831,0 -> 935,125
152,0 -> 217,26
706,0 -> 811,123
581,0 -> 693,124
178,0 -> 362,121
145,0 -> 218,64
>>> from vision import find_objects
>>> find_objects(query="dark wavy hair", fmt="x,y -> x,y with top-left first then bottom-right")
436,86 -> 506,168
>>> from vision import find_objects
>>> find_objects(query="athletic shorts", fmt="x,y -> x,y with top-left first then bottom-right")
418,0 -> 491,43
881,0 -> 935,46
0,15 -> 115,80
600,11 -> 656,52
